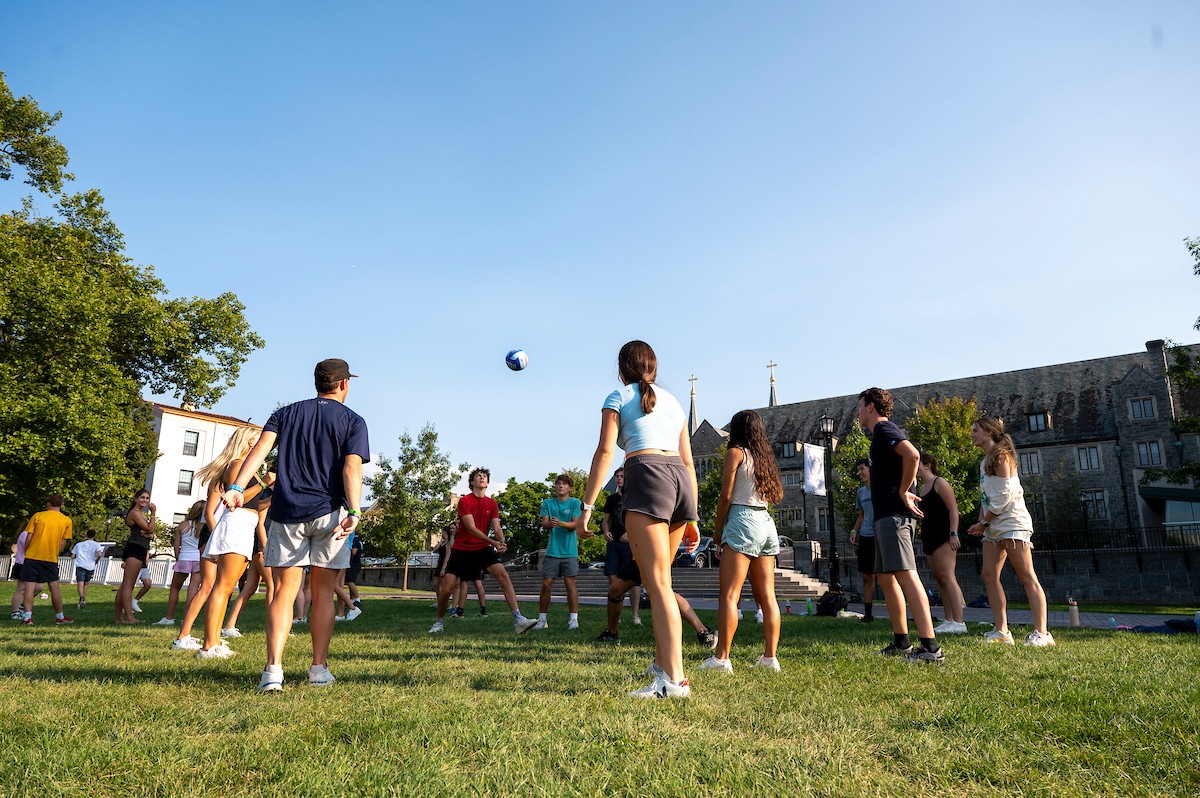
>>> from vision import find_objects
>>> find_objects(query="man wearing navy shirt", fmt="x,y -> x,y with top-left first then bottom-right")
856,387 -> 943,664
224,358 -> 370,690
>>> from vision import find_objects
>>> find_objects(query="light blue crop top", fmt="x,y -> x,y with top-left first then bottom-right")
602,383 -> 687,453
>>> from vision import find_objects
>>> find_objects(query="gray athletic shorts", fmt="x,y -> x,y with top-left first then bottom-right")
874,515 -> 918,573
266,510 -> 351,570
622,453 -> 698,526
541,555 -> 579,579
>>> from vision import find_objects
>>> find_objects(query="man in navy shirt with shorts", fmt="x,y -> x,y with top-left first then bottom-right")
856,387 -> 944,664
224,358 -> 370,690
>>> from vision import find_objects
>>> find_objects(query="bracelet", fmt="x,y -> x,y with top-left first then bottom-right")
228,484 -> 245,494
950,532 -> 959,537
346,509 -> 362,517
583,503 -> 595,511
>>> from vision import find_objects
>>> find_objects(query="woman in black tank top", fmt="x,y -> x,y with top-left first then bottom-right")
918,454 -> 966,633
115,489 -> 156,624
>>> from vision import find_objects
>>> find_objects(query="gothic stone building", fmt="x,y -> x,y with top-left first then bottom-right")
691,340 -> 1200,548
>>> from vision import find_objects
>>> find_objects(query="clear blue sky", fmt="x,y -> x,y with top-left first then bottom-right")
4,2 -> 1199,492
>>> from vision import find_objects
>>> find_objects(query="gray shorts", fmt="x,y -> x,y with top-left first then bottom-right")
541,555 -> 579,579
874,515 -> 918,573
622,454 -> 698,526
266,510 -> 351,570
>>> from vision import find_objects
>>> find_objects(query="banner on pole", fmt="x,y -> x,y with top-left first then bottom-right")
803,443 -> 826,496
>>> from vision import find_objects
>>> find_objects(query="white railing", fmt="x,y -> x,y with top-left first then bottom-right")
0,554 -> 179,588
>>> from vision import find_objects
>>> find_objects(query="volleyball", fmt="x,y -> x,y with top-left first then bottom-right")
505,349 -> 529,371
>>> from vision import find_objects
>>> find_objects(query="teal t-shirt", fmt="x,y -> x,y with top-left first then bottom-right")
540,497 -> 583,559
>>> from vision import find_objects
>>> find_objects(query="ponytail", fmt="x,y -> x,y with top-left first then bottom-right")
639,379 -> 656,414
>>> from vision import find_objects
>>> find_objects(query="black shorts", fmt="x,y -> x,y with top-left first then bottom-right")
856,535 -> 877,575
21,558 -> 59,584
197,523 -> 212,553
121,540 -> 150,565
615,557 -> 642,586
345,559 -> 362,584
622,454 -> 698,526
9,562 -> 21,581
446,547 -> 499,581
604,539 -> 634,576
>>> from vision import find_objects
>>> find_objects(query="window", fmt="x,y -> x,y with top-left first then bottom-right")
782,442 -> 796,458
172,513 -> 187,524
1018,451 -> 1041,476
182,430 -> 200,457
1027,413 -> 1049,432
1130,397 -> 1155,420
177,469 -> 194,495
1077,446 -> 1100,471
1080,490 -> 1108,520
818,507 -> 829,533
782,472 -> 804,487
1136,441 -> 1162,467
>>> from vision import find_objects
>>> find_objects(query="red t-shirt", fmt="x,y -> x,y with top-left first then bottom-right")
454,494 -> 500,551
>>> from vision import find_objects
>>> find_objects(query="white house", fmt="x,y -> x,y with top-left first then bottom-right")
144,403 -> 261,524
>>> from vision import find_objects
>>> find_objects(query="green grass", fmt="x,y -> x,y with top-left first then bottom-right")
2,583 -> 1198,797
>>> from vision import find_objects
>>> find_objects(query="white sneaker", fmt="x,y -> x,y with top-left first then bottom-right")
293,617 -> 307,625
257,667 -> 284,692
514,617 -> 538,635
631,615 -> 643,626
428,619 -> 445,634
196,643 -> 236,660
698,656 -> 733,673
345,607 -> 363,622
334,615 -> 346,622
630,673 -> 691,699
984,628 -> 1015,645
1024,630 -> 1056,648
752,656 -> 781,672
171,636 -> 202,651
567,618 -> 579,630
308,664 -> 336,686
532,618 -> 548,630
131,599 -> 143,613
755,609 -> 764,624
221,627 -> 242,638
934,620 -> 968,634
154,617 -> 176,626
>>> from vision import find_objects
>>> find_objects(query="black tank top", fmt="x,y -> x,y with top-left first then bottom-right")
919,477 -> 952,550
242,475 -> 267,511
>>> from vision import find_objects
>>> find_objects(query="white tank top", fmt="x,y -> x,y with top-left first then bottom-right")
730,448 -> 767,508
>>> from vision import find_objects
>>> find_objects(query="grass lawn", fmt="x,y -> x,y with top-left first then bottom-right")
2,582 -> 1198,798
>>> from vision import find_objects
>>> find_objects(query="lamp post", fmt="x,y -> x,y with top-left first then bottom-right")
818,414 -> 842,593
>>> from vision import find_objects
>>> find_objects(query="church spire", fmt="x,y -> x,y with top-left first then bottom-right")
766,361 -> 778,407
688,374 -> 699,436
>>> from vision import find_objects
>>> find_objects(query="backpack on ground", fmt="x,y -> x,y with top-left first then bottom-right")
815,590 -> 848,617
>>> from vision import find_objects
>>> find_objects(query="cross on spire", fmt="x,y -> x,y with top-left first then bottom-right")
767,361 -> 778,407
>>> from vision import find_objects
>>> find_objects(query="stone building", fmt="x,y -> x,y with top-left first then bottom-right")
690,341 -> 1200,602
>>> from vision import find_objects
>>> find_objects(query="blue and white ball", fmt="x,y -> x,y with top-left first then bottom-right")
505,349 -> 529,371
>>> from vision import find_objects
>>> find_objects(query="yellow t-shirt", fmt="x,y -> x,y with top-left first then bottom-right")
24,509 -> 73,563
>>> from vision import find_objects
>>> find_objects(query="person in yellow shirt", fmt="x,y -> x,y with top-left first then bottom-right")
19,494 -> 75,625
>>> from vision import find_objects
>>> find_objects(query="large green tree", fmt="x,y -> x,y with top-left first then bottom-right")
363,424 -> 466,590
831,423 -> 871,530
696,445 -> 727,533
0,73 -> 263,533
495,467 -> 607,560
905,395 -> 981,520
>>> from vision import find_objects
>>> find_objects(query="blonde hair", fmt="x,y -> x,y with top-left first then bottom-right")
975,416 -> 1016,476
195,426 -> 259,488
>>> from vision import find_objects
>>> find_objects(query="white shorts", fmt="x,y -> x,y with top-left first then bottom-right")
202,506 -> 258,560
137,568 -> 152,581
266,510 -> 350,570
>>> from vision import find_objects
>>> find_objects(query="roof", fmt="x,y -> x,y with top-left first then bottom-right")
148,401 -> 258,427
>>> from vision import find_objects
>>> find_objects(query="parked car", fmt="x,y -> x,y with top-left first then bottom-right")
586,560 -> 606,570
674,536 -> 720,568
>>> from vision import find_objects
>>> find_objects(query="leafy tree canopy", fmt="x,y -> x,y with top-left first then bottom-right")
696,445 -> 726,533
0,73 -> 263,533
905,395 -> 981,520
831,423 -> 871,531
496,467 -> 607,560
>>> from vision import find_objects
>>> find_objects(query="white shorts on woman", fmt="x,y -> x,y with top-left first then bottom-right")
202,505 -> 258,560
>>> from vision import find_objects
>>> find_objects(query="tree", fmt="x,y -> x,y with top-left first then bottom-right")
831,423 -> 871,531
495,467 -> 607,560
363,424 -> 466,591
0,73 -> 264,533
696,445 -> 727,532
905,395 -> 981,521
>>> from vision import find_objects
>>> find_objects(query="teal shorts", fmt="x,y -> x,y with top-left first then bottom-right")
721,505 -> 780,558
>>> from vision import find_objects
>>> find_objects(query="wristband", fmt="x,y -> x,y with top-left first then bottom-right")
981,521 -> 990,529
583,503 -> 595,511
346,509 -> 362,517
228,484 -> 245,494
950,532 -> 959,537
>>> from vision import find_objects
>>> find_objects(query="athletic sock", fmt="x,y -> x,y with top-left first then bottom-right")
55,612 -> 64,620
538,612 -> 548,622
863,603 -> 873,619
511,609 -> 523,619
23,611 -> 32,621
893,633 -> 910,649
919,637 -> 940,653
568,612 -> 578,622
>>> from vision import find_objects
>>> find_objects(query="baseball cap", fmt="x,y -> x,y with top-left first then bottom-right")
314,358 -> 358,383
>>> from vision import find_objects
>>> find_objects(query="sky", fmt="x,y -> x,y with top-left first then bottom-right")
4,2 -> 1199,493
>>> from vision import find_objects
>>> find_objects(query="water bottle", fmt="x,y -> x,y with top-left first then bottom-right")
1109,616 -> 1117,630
784,601 -> 791,615
1067,596 -> 1080,628
806,598 -> 814,616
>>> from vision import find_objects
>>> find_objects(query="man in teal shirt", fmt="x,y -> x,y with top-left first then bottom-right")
534,474 -> 588,630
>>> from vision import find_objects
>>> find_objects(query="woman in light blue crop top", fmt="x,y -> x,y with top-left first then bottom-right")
581,340 -> 698,699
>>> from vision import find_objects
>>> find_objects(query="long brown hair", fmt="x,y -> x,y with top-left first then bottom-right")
618,340 -> 658,415
975,415 -> 1016,476
726,410 -> 783,504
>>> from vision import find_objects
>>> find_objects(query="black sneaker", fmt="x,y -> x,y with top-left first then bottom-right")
477,609 -> 488,617
859,615 -> 874,623
697,628 -> 718,650
593,630 -> 620,643
880,642 -> 914,657
454,608 -> 465,619
905,644 -> 946,665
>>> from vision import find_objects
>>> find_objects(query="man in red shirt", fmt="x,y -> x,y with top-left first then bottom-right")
429,467 -> 537,634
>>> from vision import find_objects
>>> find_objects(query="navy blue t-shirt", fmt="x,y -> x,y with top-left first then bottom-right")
264,397 -> 370,523
869,420 -> 915,519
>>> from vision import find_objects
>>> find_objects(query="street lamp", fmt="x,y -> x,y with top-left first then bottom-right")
818,414 -> 841,593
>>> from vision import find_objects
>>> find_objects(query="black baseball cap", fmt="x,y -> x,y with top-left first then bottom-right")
315,358 -> 359,382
